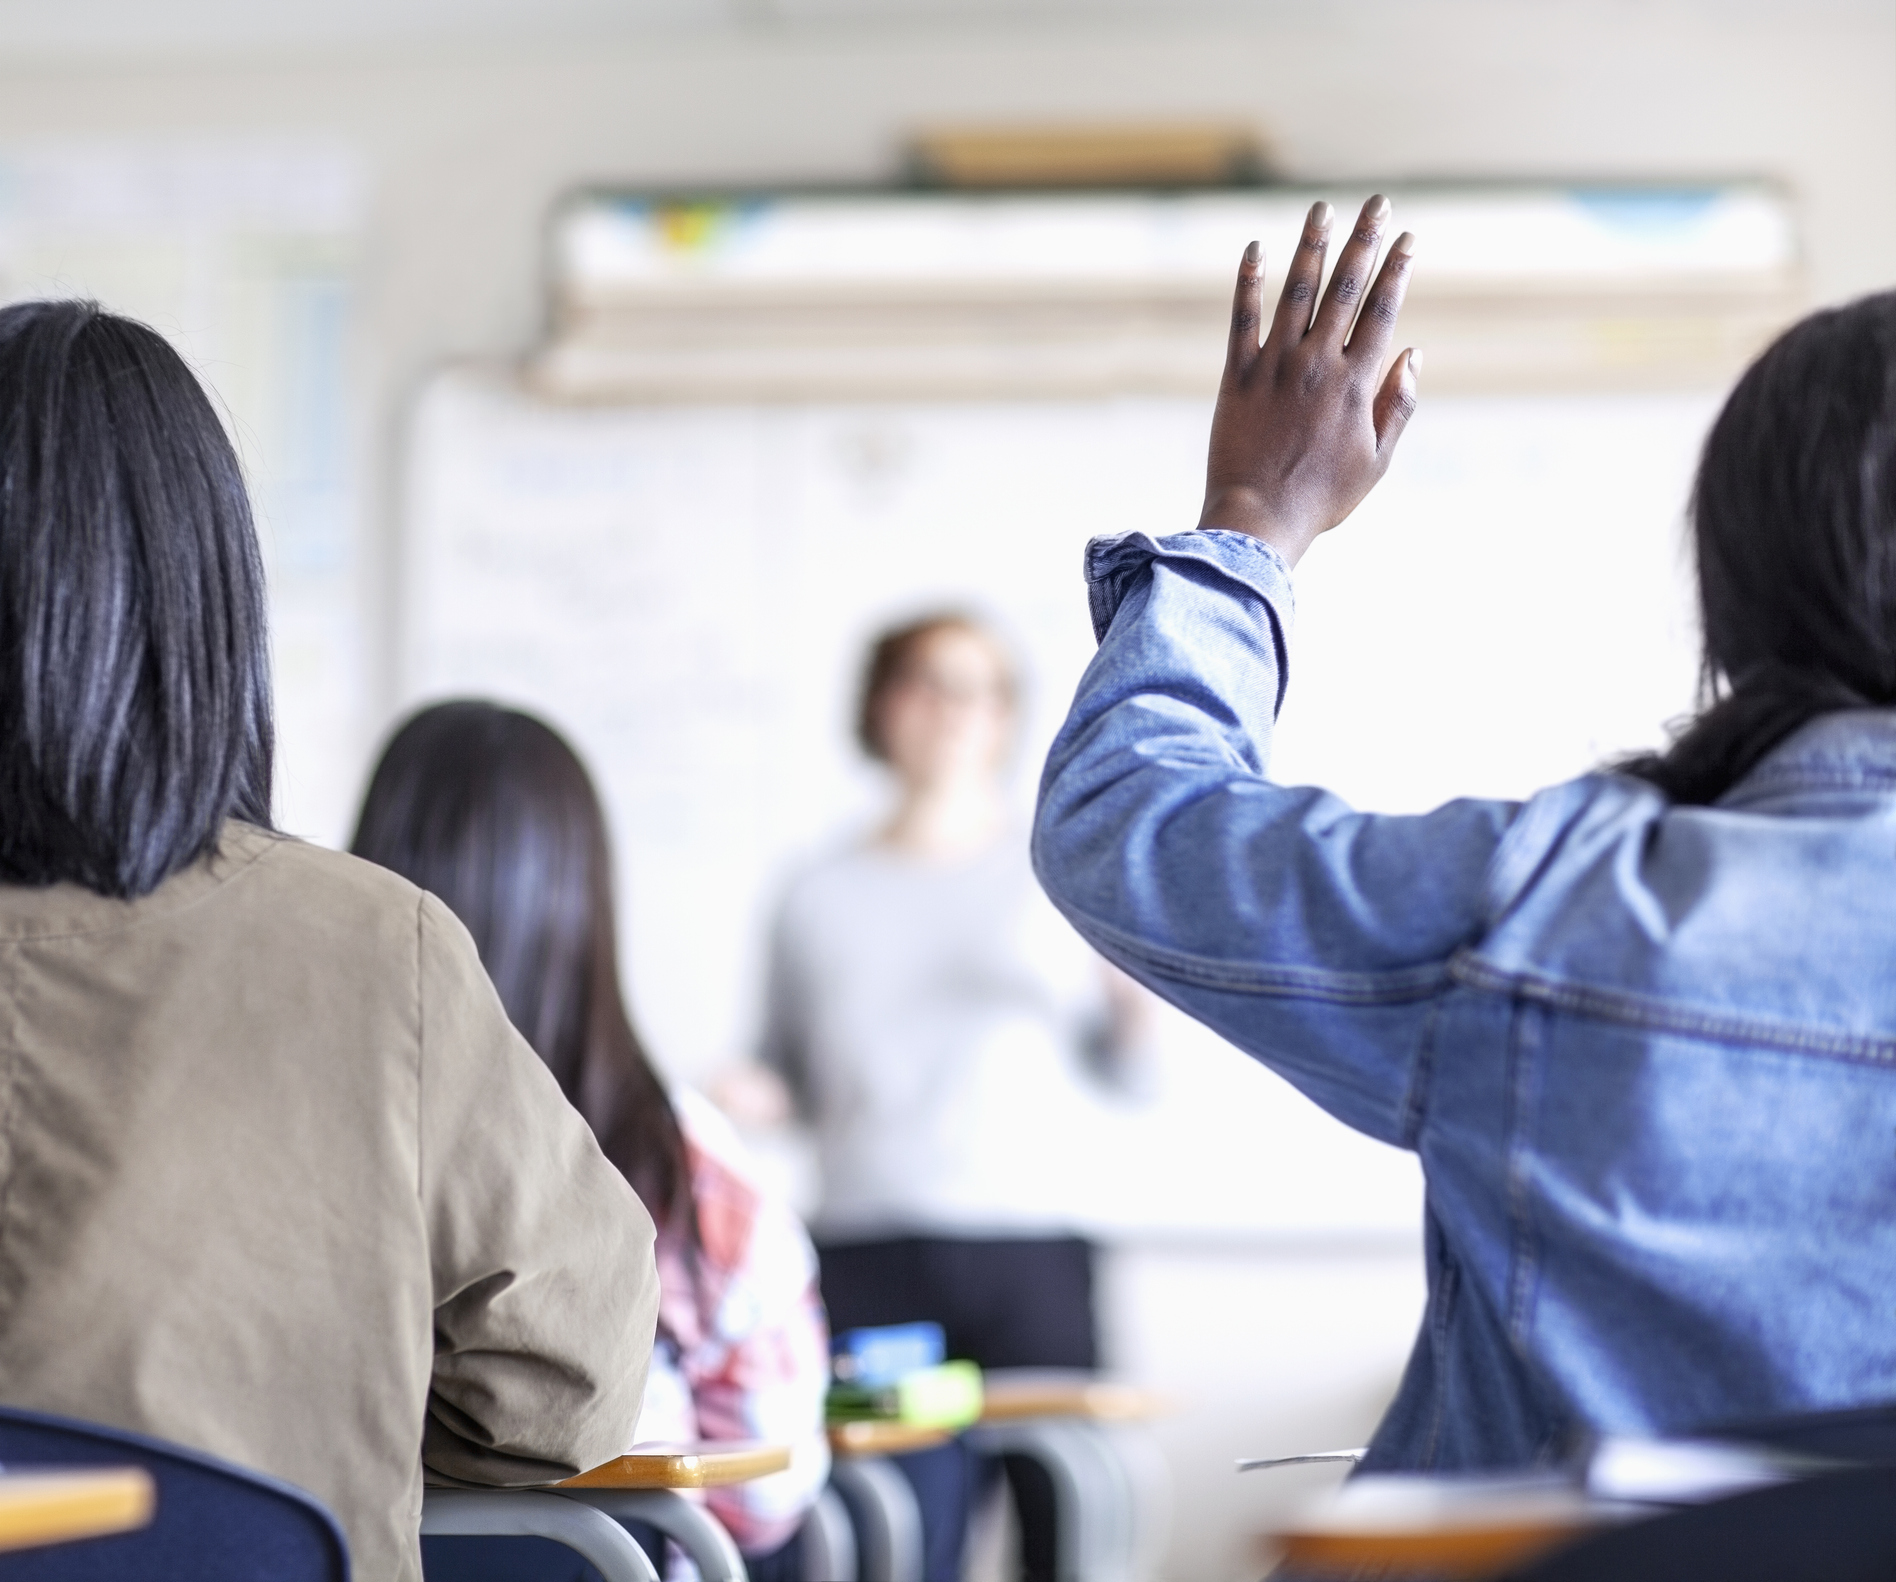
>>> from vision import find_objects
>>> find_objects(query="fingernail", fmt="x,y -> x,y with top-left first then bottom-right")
1407,348 -> 1424,377
1308,200 -> 1333,230
1366,194 -> 1391,222
1243,239 -> 1261,265
1390,230 -> 1417,257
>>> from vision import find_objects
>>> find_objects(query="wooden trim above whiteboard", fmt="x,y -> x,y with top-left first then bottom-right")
530,184 -> 1802,402
531,286 -> 1800,402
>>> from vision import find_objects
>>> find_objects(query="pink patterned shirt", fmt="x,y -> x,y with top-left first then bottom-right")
632,1089 -> 831,1557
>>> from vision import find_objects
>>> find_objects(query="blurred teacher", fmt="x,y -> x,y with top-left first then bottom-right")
760,612 -> 1147,1581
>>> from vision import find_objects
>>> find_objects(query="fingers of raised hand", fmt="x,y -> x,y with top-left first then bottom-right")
1310,194 -> 1391,345
1372,347 -> 1422,455
1268,201 -> 1333,346
1222,239 -> 1265,382
1346,230 -> 1416,371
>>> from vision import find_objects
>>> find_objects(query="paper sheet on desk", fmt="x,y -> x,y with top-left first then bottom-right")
1583,1436 -> 1837,1505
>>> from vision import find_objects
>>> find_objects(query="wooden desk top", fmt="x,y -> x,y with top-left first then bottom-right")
978,1374 -> 1167,1425
558,1442 -> 792,1490
1271,1475 -> 1640,1579
0,1468 -> 155,1554
827,1420 -> 953,1458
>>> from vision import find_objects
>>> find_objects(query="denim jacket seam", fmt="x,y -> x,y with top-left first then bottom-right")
1720,764 -> 1896,806
1449,950 -> 1896,1064
1194,526 -> 1294,573
1716,712 -> 1896,800
1086,527 -> 1294,606
1502,1001 -> 1545,1345
1397,998 -> 1442,1149
1063,904 -> 1450,1004
1420,1246 -> 1457,1469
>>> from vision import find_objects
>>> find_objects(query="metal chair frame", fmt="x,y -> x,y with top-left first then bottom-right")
420,1490 -> 660,1582
799,1487 -> 859,1582
970,1417 -> 1157,1582
828,1455 -> 923,1582
562,1488 -> 749,1582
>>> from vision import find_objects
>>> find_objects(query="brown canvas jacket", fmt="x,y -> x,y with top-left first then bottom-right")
0,823 -> 658,1579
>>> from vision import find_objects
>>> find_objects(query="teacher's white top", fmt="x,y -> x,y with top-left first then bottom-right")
761,832 -> 1132,1240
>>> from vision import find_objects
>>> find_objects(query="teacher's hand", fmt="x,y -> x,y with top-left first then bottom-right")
1198,195 -> 1418,566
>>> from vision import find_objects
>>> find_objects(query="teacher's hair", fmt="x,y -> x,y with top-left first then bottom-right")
856,610 -> 1019,761
350,702 -> 696,1244
1622,292 -> 1896,804
0,301 -> 274,897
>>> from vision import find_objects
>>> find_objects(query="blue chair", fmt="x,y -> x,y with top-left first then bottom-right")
0,1404 -> 348,1580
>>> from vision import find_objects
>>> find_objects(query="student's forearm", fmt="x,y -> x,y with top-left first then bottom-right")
1034,528 -> 1294,951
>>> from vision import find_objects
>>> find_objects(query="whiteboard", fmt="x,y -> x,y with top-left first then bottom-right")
401,368 -> 1712,1236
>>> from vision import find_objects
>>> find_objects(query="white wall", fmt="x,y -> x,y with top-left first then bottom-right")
1101,1240 -> 1426,1582
0,0 -> 1887,805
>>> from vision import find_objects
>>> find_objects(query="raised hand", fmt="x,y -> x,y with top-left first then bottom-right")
1198,195 -> 1419,566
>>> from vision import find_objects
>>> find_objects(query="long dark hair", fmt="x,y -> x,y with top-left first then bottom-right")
350,701 -> 695,1242
1622,293 -> 1896,804
0,300 -> 273,896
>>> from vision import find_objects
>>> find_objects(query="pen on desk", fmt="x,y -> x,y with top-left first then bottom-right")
1237,1449 -> 1367,1473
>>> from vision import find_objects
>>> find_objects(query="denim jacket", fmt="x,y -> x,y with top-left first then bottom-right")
1032,527 -> 1896,1471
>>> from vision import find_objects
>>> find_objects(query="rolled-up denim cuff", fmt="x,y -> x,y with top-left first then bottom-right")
1083,528 -> 1295,643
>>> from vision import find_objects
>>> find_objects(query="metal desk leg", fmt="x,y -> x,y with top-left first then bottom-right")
421,1488 -> 661,1582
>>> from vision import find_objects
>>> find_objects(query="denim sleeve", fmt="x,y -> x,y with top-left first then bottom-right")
1032,528 -> 1527,1147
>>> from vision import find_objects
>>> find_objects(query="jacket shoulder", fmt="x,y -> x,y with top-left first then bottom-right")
221,826 -> 428,940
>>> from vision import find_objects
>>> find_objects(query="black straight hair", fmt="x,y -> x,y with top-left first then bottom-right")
0,300 -> 274,897
1622,292 -> 1896,803
350,701 -> 696,1245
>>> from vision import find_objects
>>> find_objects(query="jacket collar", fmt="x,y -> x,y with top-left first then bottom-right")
1720,710 -> 1896,807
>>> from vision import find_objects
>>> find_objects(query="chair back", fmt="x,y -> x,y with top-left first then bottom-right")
0,1404 -> 348,1580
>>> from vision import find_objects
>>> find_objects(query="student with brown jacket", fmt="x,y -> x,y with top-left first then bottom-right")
0,301 -> 660,1580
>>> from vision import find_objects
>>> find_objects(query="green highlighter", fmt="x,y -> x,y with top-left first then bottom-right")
826,1359 -> 985,1429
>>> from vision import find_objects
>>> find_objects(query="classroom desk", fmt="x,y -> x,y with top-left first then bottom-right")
1270,1475 -> 1646,1579
556,1442 -> 792,1490
977,1375 -> 1167,1425
827,1420 -> 953,1458
0,1467 -> 155,1553
425,1441 -> 798,1582
823,1377 -> 1170,1582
